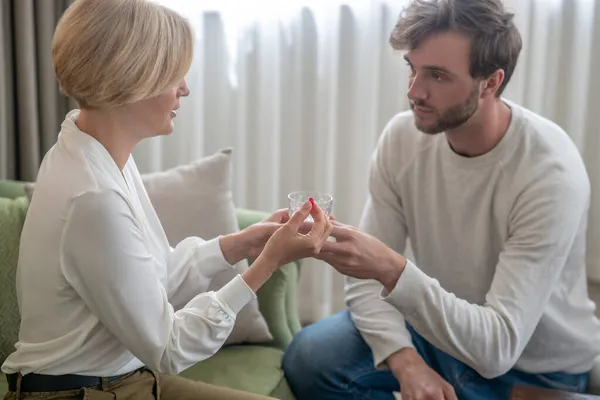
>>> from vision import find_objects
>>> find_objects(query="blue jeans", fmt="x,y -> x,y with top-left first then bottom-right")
282,310 -> 589,400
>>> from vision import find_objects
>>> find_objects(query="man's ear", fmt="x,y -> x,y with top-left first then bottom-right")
480,69 -> 505,98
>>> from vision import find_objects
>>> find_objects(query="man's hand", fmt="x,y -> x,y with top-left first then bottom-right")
315,220 -> 407,292
388,349 -> 457,400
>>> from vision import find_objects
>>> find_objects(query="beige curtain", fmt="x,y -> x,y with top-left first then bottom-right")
146,0 -> 600,323
0,0 -> 75,181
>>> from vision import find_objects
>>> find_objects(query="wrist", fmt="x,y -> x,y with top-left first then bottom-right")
242,255 -> 277,292
387,348 -> 424,381
253,252 -> 279,275
379,251 -> 407,292
219,232 -> 248,266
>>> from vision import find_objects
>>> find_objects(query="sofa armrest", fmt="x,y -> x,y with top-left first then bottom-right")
236,208 -> 302,351
0,180 -> 27,199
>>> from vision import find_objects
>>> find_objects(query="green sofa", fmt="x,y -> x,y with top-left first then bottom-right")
0,179 -> 299,399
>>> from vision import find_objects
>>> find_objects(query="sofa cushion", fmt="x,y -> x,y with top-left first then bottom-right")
179,346 -> 286,396
269,378 -> 296,400
0,197 -> 28,364
0,181 -> 26,199
0,374 -> 6,395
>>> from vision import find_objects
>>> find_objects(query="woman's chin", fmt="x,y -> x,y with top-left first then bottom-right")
155,122 -> 175,136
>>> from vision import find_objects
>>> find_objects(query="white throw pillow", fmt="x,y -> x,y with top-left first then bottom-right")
25,148 -> 273,346
137,149 -> 272,346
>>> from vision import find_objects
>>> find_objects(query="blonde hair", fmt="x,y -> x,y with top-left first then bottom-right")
52,0 -> 194,109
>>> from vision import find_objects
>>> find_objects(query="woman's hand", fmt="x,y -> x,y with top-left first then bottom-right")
244,209 -> 293,259
219,209 -> 294,265
233,208 -> 315,261
260,199 -> 333,267
242,199 -> 333,291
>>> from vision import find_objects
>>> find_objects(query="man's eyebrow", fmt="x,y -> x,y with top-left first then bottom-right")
403,55 -> 454,76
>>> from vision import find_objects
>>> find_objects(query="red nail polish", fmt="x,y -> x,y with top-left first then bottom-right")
309,197 -> 315,207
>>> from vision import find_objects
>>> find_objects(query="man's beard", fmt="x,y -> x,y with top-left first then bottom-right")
411,84 -> 480,134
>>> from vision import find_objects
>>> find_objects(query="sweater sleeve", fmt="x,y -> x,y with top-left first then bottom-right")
382,168 -> 590,378
60,189 -> 255,374
345,125 -> 416,369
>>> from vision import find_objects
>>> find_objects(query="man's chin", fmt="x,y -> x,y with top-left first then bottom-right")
414,121 -> 442,135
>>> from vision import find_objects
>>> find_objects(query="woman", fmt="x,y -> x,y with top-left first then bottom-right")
1,0 -> 332,399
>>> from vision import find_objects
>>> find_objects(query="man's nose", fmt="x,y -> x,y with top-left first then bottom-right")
407,75 -> 427,102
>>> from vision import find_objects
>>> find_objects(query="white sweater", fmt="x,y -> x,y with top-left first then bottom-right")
2,110 -> 255,376
345,101 -> 600,379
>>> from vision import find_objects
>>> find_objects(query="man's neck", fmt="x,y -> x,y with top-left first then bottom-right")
75,108 -> 141,170
445,99 -> 512,158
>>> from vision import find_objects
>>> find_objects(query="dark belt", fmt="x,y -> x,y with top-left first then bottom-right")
6,370 -> 133,392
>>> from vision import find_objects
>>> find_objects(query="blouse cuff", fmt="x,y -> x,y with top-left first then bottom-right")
215,274 -> 257,315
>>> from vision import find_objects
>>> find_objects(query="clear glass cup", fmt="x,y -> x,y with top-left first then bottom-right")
288,190 -> 333,222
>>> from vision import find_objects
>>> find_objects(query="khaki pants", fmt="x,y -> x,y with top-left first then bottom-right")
3,368 -> 275,399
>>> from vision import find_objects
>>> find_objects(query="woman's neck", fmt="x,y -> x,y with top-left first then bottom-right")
75,108 -> 141,170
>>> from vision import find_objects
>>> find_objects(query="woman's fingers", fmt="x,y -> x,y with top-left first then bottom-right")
307,201 -> 328,238
286,200 -> 312,231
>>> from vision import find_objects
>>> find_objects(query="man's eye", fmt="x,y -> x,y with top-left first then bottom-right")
431,72 -> 444,81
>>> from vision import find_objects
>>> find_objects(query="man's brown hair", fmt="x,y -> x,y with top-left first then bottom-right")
390,0 -> 522,96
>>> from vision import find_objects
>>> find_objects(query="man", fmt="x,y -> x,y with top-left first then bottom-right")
282,0 -> 600,399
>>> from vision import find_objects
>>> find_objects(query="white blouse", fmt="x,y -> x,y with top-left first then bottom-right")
1,110 -> 255,376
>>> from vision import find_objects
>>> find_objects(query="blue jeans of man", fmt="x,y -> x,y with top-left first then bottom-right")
282,310 -> 589,400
